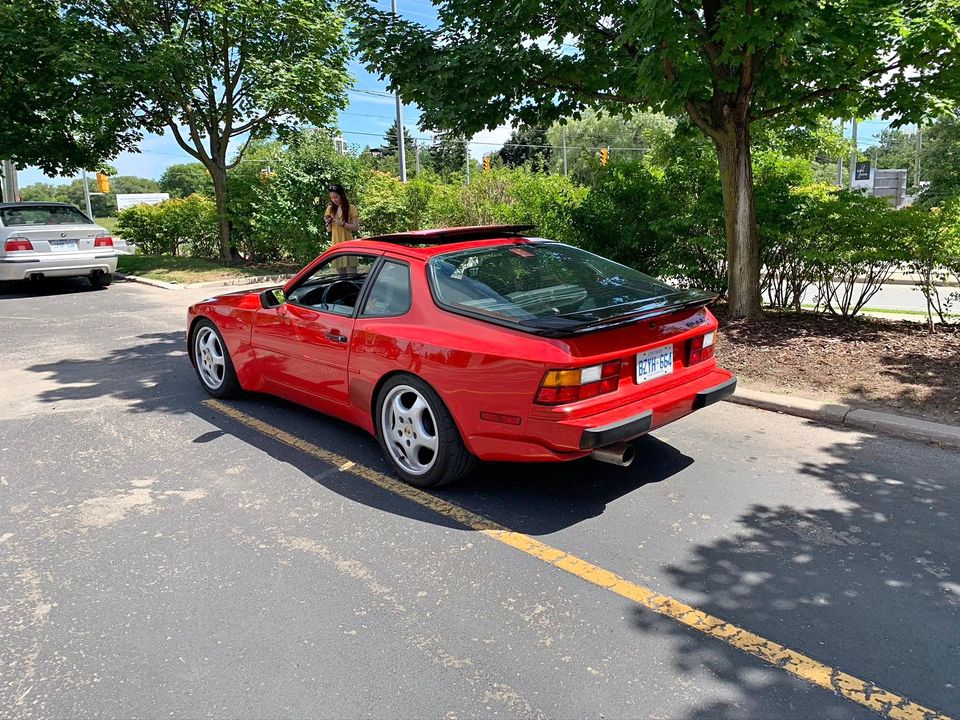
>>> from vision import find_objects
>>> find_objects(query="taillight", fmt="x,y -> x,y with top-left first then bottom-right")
4,237 -> 33,252
536,360 -> 621,405
687,331 -> 716,365
94,235 -> 113,247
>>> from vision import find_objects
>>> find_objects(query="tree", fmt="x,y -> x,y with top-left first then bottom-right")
917,114 -> 960,207
496,125 -> 551,170
0,0 -> 142,175
159,163 -> 214,199
863,128 -> 920,189
349,1 -> 960,317
430,133 -> 470,178
544,110 -> 675,183
19,175 -> 160,218
76,0 -> 350,260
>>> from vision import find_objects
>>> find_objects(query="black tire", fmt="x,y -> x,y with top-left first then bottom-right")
191,318 -> 242,398
375,374 -> 475,488
90,271 -> 113,289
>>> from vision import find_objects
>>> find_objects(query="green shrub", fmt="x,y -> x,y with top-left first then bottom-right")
116,195 -> 219,258
902,200 -> 960,328
357,171 -> 412,236
228,131 -> 367,264
804,190 -> 908,317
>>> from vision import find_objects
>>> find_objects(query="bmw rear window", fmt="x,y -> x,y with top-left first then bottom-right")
0,205 -> 92,226
428,242 -> 713,333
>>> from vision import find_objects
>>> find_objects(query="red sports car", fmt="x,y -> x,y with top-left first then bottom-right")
188,225 -> 736,487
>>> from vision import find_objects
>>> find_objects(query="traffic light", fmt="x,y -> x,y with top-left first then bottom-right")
95,172 -> 110,193
483,156 -> 491,173
600,147 -> 609,166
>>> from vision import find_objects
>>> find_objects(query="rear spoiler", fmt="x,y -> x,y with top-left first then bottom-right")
518,290 -> 718,337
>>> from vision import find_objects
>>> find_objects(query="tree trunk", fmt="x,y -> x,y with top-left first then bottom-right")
208,162 -> 232,262
713,122 -> 761,319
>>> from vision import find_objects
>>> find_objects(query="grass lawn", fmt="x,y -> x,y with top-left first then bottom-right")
95,217 -> 119,234
118,255 -> 297,285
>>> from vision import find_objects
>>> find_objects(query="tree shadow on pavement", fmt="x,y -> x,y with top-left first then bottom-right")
0,277 -> 101,298
629,430 -> 960,719
24,329 -> 694,534
26,330 -> 198,414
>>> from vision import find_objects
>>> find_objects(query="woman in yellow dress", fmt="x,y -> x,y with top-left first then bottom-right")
324,184 -> 360,274
324,184 -> 359,242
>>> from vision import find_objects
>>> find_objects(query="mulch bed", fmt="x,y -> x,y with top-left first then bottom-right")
712,307 -> 960,425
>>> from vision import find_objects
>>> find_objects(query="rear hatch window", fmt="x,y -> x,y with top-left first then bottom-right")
429,242 -> 715,335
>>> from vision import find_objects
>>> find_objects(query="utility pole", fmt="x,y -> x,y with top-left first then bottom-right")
848,118 -> 858,189
836,121 -> 844,187
414,140 -> 421,175
916,124 -> 922,187
81,169 -> 94,218
1,160 -> 19,202
391,0 -> 407,182
465,140 -> 470,185
562,126 -> 568,176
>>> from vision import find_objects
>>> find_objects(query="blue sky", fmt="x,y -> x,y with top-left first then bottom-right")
18,1 -> 896,187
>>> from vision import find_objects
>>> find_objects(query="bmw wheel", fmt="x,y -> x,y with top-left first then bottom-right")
375,374 -> 475,488
191,319 -> 241,398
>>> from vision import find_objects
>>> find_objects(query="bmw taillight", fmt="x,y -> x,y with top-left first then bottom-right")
536,360 -> 622,405
94,235 -> 113,247
4,237 -> 33,252
687,331 -> 716,365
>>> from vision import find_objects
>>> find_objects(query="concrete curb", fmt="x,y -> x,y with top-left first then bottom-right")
727,387 -> 960,450
116,273 -> 293,291
115,273 -> 180,290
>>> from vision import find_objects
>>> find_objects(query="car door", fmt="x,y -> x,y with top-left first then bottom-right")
251,253 -> 379,408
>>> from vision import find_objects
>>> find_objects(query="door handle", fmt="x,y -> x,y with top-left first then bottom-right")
325,330 -> 348,343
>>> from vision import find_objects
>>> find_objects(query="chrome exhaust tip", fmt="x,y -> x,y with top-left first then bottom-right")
591,442 -> 635,467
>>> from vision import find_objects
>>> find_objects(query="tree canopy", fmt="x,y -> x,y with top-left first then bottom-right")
0,0 -> 142,174
350,0 -> 960,317
74,0 -> 351,259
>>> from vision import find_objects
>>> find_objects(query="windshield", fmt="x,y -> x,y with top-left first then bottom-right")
0,205 -> 92,226
429,242 -> 713,333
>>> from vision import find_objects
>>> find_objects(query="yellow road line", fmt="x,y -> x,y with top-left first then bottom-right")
203,399 -> 951,720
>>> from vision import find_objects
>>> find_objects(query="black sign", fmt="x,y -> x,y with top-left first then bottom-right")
855,161 -> 872,181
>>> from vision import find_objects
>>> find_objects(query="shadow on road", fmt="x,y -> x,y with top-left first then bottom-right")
0,276 -> 104,298
629,431 -> 960,719
26,329 -> 693,535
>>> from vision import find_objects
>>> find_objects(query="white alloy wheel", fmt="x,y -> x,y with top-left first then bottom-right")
195,326 -> 226,391
380,384 -> 440,477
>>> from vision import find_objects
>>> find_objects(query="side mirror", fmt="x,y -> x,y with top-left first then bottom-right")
260,287 -> 286,308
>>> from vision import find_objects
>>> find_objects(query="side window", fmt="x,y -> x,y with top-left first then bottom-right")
286,254 -> 377,316
361,261 -> 411,318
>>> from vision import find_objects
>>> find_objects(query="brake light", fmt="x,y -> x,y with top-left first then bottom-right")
4,237 -> 33,252
94,235 -> 113,247
536,360 -> 621,405
687,331 -> 716,365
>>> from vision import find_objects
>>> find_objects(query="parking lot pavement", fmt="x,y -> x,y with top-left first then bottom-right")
1,278 -> 957,719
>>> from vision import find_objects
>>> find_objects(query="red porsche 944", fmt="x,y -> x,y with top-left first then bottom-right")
188,225 -> 736,487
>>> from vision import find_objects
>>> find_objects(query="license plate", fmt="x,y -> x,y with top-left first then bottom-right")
636,345 -> 674,384
50,239 -> 78,252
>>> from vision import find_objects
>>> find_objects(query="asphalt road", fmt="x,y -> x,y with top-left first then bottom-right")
1,277 -> 958,720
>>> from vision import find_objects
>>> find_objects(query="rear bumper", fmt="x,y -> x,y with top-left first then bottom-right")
0,253 -> 118,281
467,368 -> 736,461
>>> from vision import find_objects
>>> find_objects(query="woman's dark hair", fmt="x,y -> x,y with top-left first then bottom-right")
328,184 -> 350,221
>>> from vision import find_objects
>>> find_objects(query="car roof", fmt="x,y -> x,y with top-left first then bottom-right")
348,225 -> 543,259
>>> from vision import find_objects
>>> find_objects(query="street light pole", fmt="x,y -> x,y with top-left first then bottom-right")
391,0 -> 407,182
465,140 -> 470,185
81,169 -> 94,218
848,118 -> 858,189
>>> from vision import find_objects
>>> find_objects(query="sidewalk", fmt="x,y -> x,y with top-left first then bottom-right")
727,386 -> 960,450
